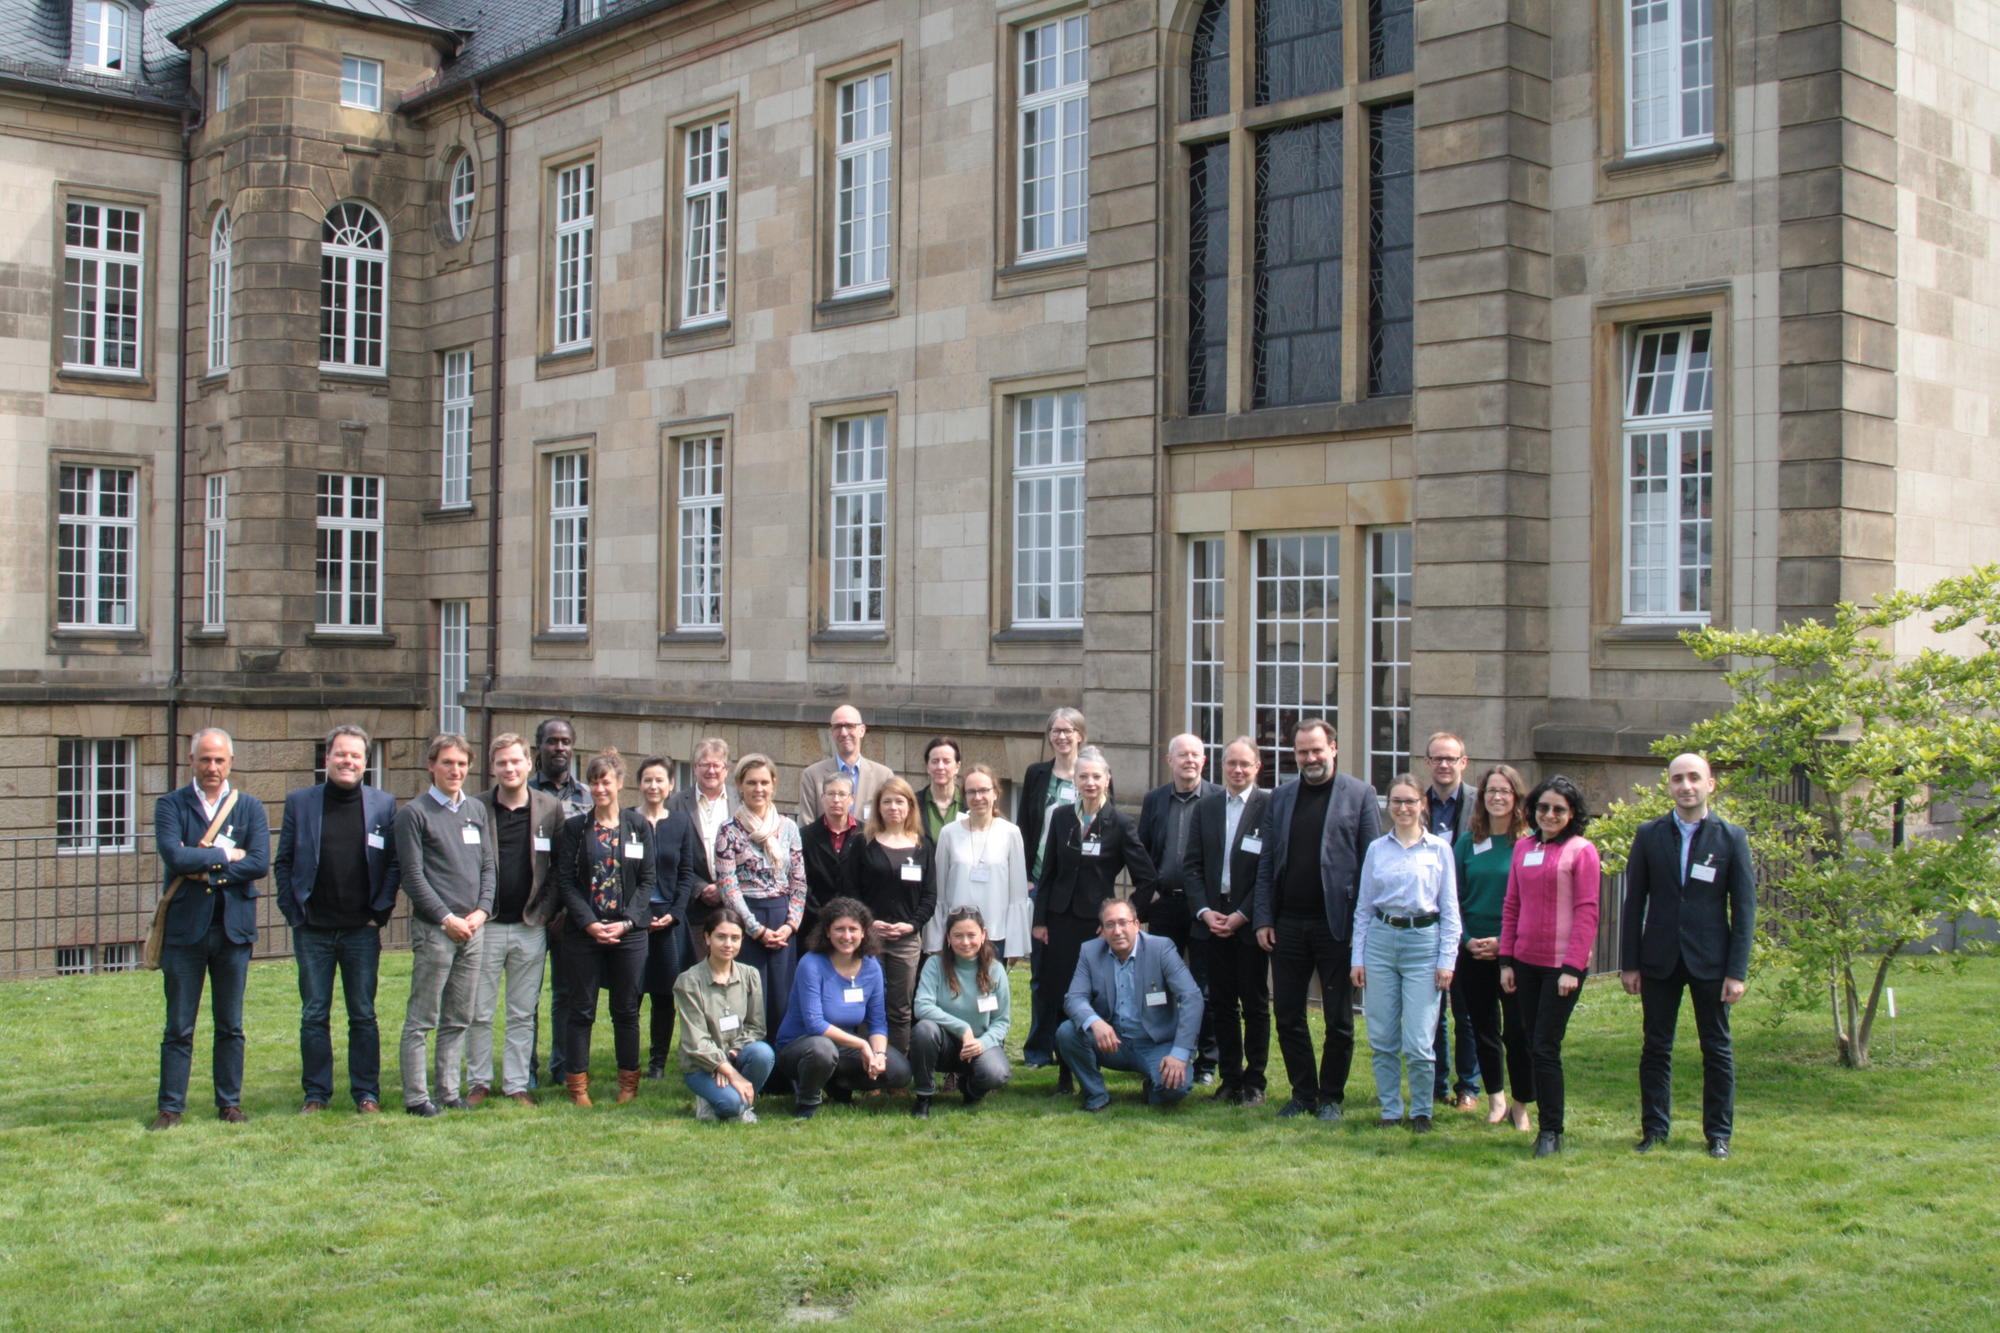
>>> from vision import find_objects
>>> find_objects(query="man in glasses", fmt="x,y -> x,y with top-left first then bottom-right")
798,704 -> 894,825
1421,732 -> 1482,1112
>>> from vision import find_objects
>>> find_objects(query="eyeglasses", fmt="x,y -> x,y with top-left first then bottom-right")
1534,802 -> 1569,815
830,723 -> 864,732
1426,755 -> 1465,765
1387,797 -> 1422,808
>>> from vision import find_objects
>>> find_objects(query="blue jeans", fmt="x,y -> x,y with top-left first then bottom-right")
682,1041 -> 776,1119
1054,1019 -> 1191,1108
158,917 -> 251,1113
295,924 -> 382,1105
1362,921 -> 1443,1121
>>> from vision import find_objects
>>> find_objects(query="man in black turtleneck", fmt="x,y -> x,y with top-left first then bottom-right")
274,725 -> 401,1114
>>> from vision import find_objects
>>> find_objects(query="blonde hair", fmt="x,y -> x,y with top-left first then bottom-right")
864,776 -> 924,840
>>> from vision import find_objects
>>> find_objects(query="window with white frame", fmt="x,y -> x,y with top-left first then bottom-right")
1626,0 -> 1713,153
320,202 -> 387,372
57,737 -> 134,852
1365,526 -> 1412,795
439,600 -> 469,734
202,474 -> 227,631
441,349 -> 473,507
57,464 -> 137,630
79,1 -> 128,72
548,451 -> 590,631
101,941 -> 141,972
1252,533 -> 1339,785
447,152 -> 476,241
1623,321 -> 1714,621
314,473 -> 382,632
579,0 -> 604,21
552,162 -> 595,352
340,56 -> 382,110
207,208 -> 231,372
1012,390 -> 1085,626
62,201 -> 143,374
1186,537 -> 1226,776
827,414 -> 887,629
676,435 -> 725,630
681,120 -> 730,325
214,59 -> 230,111
833,72 -> 893,294
1017,13 -> 1089,260
56,946 -> 93,975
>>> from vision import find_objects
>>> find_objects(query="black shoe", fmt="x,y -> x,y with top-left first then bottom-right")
1315,1102 -> 1344,1124
961,1088 -> 987,1107
1376,1117 -> 1403,1129
645,1058 -> 667,1080
1635,1132 -> 1668,1154
1706,1137 -> 1730,1159
1275,1098 -> 1317,1118
1410,1114 -> 1433,1133
1210,1082 -> 1243,1103
825,1085 -> 855,1106
793,1102 -> 819,1120
406,1101 -> 442,1118
1533,1130 -> 1563,1157
438,1097 -> 471,1111
1241,1089 -> 1267,1108
1053,1072 -> 1074,1097
1080,1095 -> 1111,1113
911,1095 -> 932,1119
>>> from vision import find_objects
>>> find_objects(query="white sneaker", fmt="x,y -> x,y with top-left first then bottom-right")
693,1099 -> 717,1122
735,1107 -> 759,1124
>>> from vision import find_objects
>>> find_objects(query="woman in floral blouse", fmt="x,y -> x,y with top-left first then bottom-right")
713,753 -> 809,1039
554,749 -> 656,1107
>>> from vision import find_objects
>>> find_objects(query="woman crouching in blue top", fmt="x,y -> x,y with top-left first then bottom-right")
774,896 -> 913,1118
909,905 -> 1013,1117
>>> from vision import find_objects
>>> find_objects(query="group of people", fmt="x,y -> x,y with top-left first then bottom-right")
146,706 -> 1757,1157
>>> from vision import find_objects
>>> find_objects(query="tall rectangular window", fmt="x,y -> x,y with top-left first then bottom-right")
1366,527 -> 1412,795
1012,390 -> 1085,626
202,474 -> 227,631
1187,141 -> 1230,415
214,58 -> 230,111
676,436 -> 725,630
553,162 -> 596,352
314,473 -> 382,632
57,738 -> 134,852
57,464 -> 137,629
681,120 -> 731,325
1367,103 -> 1414,398
548,451 -> 590,631
1253,117 -> 1343,409
1369,0 -> 1414,79
63,201 -> 143,374
833,72 -> 893,294
1018,14 -> 1089,260
828,414 -> 887,629
207,209 -> 232,372
439,600 -> 469,735
1252,533 -> 1339,785
441,349 -> 473,507
1187,537 -> 1226,776
1623,322 -> 1714,621
80,2 -> 128,73
1627,0 -> 1714,152
340,56 -> 382,110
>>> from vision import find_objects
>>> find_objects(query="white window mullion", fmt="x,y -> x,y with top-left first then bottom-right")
1012,390 -> 1085,627
1365,527 -> 1413,795
834,73 -> 893,295
1018,13 -> 1090,260
56,465 -> 136,629
828,415 -> 887,628
1622,322 -> 1714,622
439,601 -> 469,734
553,163 -> 596,352
57,737 -> 134,852
681,121 -> 731,325
62,202 -> 143,374
676,436 -> 725,629
315,473 -> 382,632
208,209 -> 232,372
441,349 -> 473,507
548,452 -> 590,630
1186,537 -> 1226,776
1627,0 -> 1713,152
202,474 -> 227,631
1252,532 -> 1340,785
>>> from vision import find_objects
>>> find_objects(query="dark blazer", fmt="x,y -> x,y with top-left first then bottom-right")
155,784 -> 271,947
666,786 -> 717,888
1135,779 -> 1221,909
1424,781 -> 1476,843
1250,772 -> 1382,942
633,803 -> 702,924
1033,802 -> 1158,927
1620,813 -> 1756,982
475,786 -> 567,926
1063,932 -> 1204,1053
555,809 -> 658,932
1182,785 -> 1271,937
800,817 -> 861,932
1015,759 -> 1114,879
272,782 -> 400,928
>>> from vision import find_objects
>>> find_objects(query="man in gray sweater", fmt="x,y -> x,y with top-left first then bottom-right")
395,734 -> 496,1116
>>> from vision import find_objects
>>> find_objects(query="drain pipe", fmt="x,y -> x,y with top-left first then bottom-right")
168,50 -> 208,788
470,82 -> 508,780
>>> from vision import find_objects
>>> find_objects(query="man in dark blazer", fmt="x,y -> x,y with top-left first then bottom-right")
1183,737 -> 1272,1104
273,724 -> 400,1114
470,732 -> 566,1104
150,727 -> 271,1130
1420,731 -> 1481,1110
1135,732 -> 1221,1083
1252,718 -> 1382,1122
670,738 -> 731,993
1621,753 -> 1757,1159
1055,899 -> 1205,1111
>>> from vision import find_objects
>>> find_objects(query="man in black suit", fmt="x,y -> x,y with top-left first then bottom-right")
1621,753 -> 1757,1159
1252,718 -> 1382,1122
1421,730 -> 1481,1110
1135,733 -> 1221,1083
1183,737 -> 1272,1104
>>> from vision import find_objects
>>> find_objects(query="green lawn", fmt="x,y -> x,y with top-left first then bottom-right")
2,955 -> 1996,1330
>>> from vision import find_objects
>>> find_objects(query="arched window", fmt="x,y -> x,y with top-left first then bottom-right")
320,202 -> 387,372
207,209 -> 232,372
1188,0 -> 1230,120
80,1 -> 129,73
447,152 -> 476,241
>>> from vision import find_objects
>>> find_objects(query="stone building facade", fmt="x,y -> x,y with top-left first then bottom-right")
1,0 -> 1994,974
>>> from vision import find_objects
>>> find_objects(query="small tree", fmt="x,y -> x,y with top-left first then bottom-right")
1597,566 -> 2000,1068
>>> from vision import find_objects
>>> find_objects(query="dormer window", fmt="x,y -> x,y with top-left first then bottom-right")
340,56 -> 383,110
80,1 -> 130,74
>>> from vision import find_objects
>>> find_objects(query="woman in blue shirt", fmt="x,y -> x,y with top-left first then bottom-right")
773,896 -> 912,1118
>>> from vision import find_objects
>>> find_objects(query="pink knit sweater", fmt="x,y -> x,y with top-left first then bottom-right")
1498,835 -> 1601,976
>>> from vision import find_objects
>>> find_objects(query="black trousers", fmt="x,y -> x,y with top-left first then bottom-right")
1640,959 -> 1736,1141
1145,891 -> 1219,1074
563,927 -> 648,1074
1452,949 -> 1532,1101
1512,962 -> 1582,1134
1270,913 -> 1355,1108
643,922 -> 686,1065
1432,985 -> 1482,1098
1037,912 -> 1099,1072
1202,926 -> 1270,1092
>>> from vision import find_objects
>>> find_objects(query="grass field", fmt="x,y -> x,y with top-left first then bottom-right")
2,953 -> 1996,1331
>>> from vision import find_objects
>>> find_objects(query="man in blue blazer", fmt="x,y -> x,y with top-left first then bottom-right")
1055,899 -> 1204,1112
272,725 -> 400,1114
150,727 -> 271,1130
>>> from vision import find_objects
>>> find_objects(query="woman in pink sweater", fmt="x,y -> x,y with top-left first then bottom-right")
1499,775 -> 1600,1158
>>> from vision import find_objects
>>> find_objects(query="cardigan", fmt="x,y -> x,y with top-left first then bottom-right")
1452,831 -> 1519,940
555,808 -> 657,931
1498,834 -> 1601,978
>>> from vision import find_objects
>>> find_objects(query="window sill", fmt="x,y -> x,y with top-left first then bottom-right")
659,628 -> 728,662
658,628 -> 725,645
992,625 -> 1082,645
318,368 -> 389,389
1597,139 -> 1729,201
1163,396 -> 1412,447
52,368 -> 154,399
50,628 -> 148,654
532,630 -> 592,660
1590,620 -> 1718,672
185,629 -> 227,645
809,626 -> 894,664
988,623 -> 1083,667
1604,140 -> 1724,176
537,347 -> 597,378
662,320 -> 733,356
423,502 -> 478,521
306,630 -> 398,647
813,289 -> 896,330
994,253 -> 1086,298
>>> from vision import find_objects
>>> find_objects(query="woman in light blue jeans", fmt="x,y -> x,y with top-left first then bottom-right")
1350,774 -> 1462,1131
673,907 -> 774,1122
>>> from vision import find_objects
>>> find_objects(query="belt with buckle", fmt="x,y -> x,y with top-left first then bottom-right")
1376,910 -> 1440,929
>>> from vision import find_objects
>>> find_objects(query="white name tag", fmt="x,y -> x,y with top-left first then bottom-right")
718,1013 -> 741,1033
1145,990 -> 1168,1007
1241,835 -> 1263,855
213,832 -> 236,853
1523,848 -> 1544,867
533,835 -> 552,853
1081,840 -> 1102,858
366,832 -> 386,850
1473,838 -> 1493,856
969,864 -> 992,883
900,861 -> 923,882
461,825 -> 481,845
976,994 -> 999,1013
1415,853 -> 1439,870
858,805 -> 872,822
1690,863 -> 1718,882
841,987 -> 866,1004
625,841 -> 644,859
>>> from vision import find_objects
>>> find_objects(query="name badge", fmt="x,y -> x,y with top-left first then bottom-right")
900,861 -> 923,882
213,833 -> 236,853
625,841 -> 644,859
533,835 -> 552,853
1145,990 -> 1168,1007
366,832 -> 386,851
1414,853 -> 1439,870
976,994 -> 999,1013
1523,848 -> 1544,867
1081,840 -> 1102,858
1690,863 -> 1718,883
858,805 -> 872,822
461,825 -> 482,845
1473,838 -> 1493,856
969,865 -> 992,883
841,987 -> 866,1004
718,1013 -> 741,1033
1240,835 -> 1263,855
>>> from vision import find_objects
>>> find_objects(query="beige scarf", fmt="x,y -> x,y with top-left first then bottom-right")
732,803 -> 789,870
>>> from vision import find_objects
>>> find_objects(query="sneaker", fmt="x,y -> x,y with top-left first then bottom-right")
693,1099 -> 718,1122
736,1107 -> 759,1124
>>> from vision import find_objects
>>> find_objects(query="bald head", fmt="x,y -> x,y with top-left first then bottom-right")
1666,753 -> 1715,820
830,705 -> 866,760
1167,733 -> 1207,792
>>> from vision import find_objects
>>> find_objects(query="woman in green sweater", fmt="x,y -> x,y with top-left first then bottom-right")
908,906 -> 1012,1117
1453,764 -> 1534,1131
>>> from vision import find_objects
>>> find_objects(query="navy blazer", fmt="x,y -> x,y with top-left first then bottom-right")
1182,785 -> 1271,936
634,804 -> 702,923
272,783 -> 400,928
1250,771 -> 1382,942
1620,813 -> 1757,982
667,786 -> 717,888
1063,931 -> 1205,1054
155,784 -> 271,947
1135,779 -> 1221,903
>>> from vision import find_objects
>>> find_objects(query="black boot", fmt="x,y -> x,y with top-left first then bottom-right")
911,1094 -> 933,1119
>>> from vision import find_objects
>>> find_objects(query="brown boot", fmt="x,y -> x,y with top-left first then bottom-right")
616,1069 -> 641,1104
564,1072 -> 592,1108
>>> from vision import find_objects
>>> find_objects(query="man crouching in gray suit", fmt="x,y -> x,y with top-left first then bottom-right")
1054,898 -> 1204,1112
